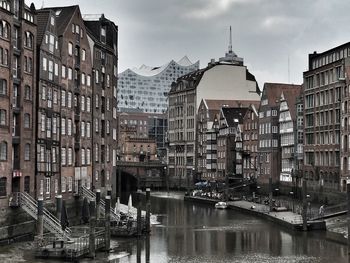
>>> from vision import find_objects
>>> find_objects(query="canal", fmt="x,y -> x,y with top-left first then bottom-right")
0,192 -> 348,262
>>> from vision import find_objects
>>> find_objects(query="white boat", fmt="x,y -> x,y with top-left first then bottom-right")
215,202 -> 228,209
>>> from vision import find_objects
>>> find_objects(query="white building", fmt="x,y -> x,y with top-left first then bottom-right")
118,57 -> 199,113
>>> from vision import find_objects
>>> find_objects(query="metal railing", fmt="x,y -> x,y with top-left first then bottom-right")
80,186 -> 120,222
14,192 -> 71,240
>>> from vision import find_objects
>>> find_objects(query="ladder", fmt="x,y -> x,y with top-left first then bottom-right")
12,192 -> 72,240
80,186 -> 120,222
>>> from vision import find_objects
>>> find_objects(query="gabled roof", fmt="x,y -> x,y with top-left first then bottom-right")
36,10 -> 50,46
202,99 -> 260,121
261,83 -> 302,108
40,5 -> 79,36
280,87 -> 302,120
221,107 -> 248,127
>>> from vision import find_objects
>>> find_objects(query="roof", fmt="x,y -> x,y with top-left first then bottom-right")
261,83 -> 302,108
36,10 -> 50,46
281,87 -> 302,120
202,99 -> 260,121
40,5 -> 79,36
122,56 -> 199,77
221,107 -> 249,127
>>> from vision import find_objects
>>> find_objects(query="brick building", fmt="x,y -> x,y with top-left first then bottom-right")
258,83 -> 301,189
84,14 -> 119,192
0,0 -> 36,203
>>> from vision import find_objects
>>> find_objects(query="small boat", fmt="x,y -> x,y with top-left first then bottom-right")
215,202 -> 228,209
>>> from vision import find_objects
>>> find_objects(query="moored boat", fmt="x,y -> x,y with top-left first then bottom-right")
215,202 -> 228,209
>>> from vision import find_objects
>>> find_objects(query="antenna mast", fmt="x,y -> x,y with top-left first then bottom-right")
228,26 -> 232,53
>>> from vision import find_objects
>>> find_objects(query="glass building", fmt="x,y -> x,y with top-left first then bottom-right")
118,56 -> 199,113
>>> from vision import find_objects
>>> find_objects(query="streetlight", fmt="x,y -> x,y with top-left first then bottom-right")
257,186 -> 261,203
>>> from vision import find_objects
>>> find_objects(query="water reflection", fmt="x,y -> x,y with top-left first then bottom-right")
0,192 -> 348,262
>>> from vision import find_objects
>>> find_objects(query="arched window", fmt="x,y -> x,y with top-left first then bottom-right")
0,177 -> 7,196
24,143 -> 30,161
0,141 -> 7,160
24,31 -> 33,49
0,20 -> 10,39
24,85 -> 31,100
24,113 -> 30,128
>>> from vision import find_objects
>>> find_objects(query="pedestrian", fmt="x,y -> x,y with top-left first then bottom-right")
319,205 -> 325,219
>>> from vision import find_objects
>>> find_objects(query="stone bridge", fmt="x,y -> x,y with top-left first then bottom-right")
113,160 -> 167,197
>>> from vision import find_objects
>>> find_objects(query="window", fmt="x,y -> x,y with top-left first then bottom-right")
54,179 -> 58,194
95,118 -> 99,133
68,92 -> 72,108
272,110 -> 278,116
68,177 -> 73,192
81,121 -> 85,137
67,119 -> 72,136
87,97 -> 91,112
0,177 -> 6,197
106,120 -> 110,134
86,122 -> 91,138
43,57 -> 47,71
68,147 -> 72,165
68,68 -> 72,80
81,148 -> 85,165
24,85 -> 31,100
0,109 -> 6,125
54,63 -> 59,76
24,144 -> 30,160
24,31 -> 33,49
0,79 -> 7,95
42,85 -> 46,100
41,113 -> 45,132
62,65 -> 66,78
24,113 -> 30,128
0,141 -> 7,160
81,96 -> 85,111
95,94 -> 99,108
81,73 -> 85,85
61,147 -> 66,165
61,118 -> 66,135
48,60 -> 53,80
68,42 -> 73,56
95,70 -> 99,84
82,49 -> 86,61
45,177 -> 50,194
87,75 -> 91,86
61,90 -> 66,107
87,148 -> 91,165
50,16 -> 55,25
0,20 -> 10,39
0,47 -> 8,65
95,144 -> 99,162
62,177 -> 66,193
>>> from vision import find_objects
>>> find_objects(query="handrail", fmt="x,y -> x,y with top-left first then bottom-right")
18,192 -> 71,239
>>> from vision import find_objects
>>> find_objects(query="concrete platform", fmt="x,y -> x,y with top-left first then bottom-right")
184,196 -> 326,231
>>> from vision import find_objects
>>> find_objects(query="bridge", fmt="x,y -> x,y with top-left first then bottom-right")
113,160 -> 167,198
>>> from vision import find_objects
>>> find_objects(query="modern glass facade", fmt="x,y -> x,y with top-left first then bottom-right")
118,56 -> 199,113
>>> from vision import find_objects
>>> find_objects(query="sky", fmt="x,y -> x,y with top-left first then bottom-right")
31,0 -> 350,88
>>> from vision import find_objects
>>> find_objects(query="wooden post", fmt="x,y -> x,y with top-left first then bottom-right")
302,179 -> 307,231
137,189 -> 142,236
137,237 -> 142,263
55,195 -> 62,223
347,182 -> 350,254
146,188 -> 151,233
118,168 -> 121,200
96,189 -> 101,220
89,200 -> 96,258
105,195 -> 111,251
145,234 -> 150,263
269,177 -> 273,212
37,196 -> 44,237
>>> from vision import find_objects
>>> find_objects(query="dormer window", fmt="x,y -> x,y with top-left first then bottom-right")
50,16 -> 55,26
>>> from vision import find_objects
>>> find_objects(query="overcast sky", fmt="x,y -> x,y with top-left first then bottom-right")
31,0 -> 350,87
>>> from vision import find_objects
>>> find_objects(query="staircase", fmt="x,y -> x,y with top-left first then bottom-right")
10,192 -> 71,240
80,186 -> 120,222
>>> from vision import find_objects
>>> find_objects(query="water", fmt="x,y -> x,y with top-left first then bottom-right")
0,192 -> 348,262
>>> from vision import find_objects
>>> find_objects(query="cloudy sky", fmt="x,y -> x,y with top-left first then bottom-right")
31,0 -> 350,87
